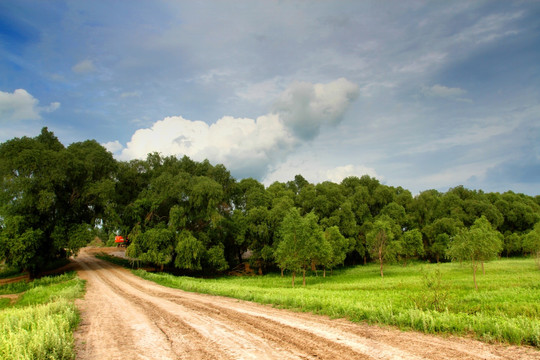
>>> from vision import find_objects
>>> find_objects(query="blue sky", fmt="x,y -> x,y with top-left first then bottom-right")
1,1 -> 539,195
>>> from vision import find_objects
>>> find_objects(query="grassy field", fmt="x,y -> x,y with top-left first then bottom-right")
0,272 -> 85,360
132,258 -> 540,347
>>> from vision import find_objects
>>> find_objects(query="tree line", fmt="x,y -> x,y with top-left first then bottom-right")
1,128 -> 539,282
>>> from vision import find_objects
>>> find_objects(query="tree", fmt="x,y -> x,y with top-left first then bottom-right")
423,217 -> 464,262
126,227 -> 174,271
0,128 -> 114,276
366,216 -> 397,277
447,216 -> 503,290
399,229 -> 424,266
522,222 -> 540,268
323,226 -> 348,276
275,208 -> 328,287
174,230 -> 206,271
245,206 -> 272,275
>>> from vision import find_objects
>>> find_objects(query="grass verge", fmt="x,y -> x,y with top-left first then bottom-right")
0,272 -> 85,360
131,258 -> 539,348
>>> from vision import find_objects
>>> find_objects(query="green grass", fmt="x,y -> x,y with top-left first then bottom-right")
133,258 -> 540,347
0,272 -> 86,360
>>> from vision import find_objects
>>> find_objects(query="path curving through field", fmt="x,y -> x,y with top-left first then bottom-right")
73,248 -> 538,360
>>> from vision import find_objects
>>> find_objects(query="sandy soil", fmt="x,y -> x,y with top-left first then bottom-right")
73,248 -> 539,360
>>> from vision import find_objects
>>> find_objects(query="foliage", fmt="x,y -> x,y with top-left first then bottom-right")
522,222 -> 540,268
0,128 -> 114,275
174,230 -> 206,271
275,208 -> 330,286
323,226 -> 348,274
398,229 -> 424,266
2,129 -> 540,277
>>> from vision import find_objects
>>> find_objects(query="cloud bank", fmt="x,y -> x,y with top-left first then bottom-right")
115,78 -> 359,179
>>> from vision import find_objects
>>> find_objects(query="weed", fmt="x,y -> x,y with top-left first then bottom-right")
413,266 -> 450,312
0,272 -> 85,359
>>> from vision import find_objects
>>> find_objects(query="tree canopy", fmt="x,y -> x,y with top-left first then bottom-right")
1,128 -> 539,280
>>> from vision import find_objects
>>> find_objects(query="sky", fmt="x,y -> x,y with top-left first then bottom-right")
1,1 -> 539,196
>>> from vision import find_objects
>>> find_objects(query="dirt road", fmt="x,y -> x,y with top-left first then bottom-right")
73,248 -> 538,360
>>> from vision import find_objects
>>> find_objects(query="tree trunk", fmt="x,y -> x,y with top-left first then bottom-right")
281,267 -> 284,277
323,266 -> 326,278
363,256 -> 367,265
160,264 -> 164,272
473,263 -> 478,290
237,250 -> 243,264
302,268 -> 306,287
481,261 -> 485,275
379,246 -> 384,278
292,271 -> 296,288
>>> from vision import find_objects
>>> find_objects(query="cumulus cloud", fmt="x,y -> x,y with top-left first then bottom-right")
118,114 -> 297,179
72,59 -> 96,73
272,78 -> 359,140
0,89 -> 60,122
102,140 -> 124,154
115,78 -> 359,179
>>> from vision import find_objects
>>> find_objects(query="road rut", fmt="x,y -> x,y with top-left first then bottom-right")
73,248 -> 538,360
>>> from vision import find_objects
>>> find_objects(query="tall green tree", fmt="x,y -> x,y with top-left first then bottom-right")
522,222 -> 540,268
398,229 -> 424,266
447,216 -> 503,290
275,208 -> 328,287
366,216 -> 397,278
323,226 -> 348,276
126,226 -> 174,271
0,128 -> 113,275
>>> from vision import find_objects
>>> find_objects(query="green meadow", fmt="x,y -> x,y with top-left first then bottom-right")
0,272 -> 85,360
133,258 -> 540,347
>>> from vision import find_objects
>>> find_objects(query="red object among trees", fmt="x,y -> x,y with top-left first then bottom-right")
114,236 -> 125,243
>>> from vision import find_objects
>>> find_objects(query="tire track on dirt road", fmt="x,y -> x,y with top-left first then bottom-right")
73,248 -> 539,360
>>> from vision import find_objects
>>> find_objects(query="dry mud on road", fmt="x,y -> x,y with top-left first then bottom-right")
73,248 -> 538,360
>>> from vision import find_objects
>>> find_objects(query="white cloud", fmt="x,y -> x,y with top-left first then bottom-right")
0,89 -> 60,122
42,102 -> 61,113
118,114 -> 296,179
115,78 -> 359,179
72,59 -> 96,73
324,164 -> 382,184
272,78 -> 359,140
263,158 -> 383,186
102,140 -> 123,154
